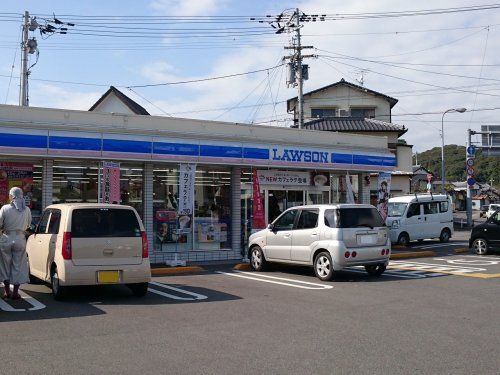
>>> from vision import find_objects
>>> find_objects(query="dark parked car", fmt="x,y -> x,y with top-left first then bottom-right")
469,209 -> 500,255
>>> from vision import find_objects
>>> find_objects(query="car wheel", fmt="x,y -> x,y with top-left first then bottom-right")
365,264 -> 387,276
314,251 -> 335,281
128,282 -> 149,297
51,267 -> 68,301
439,228 -> 451,243
250,246 -> 267,271
397,233 -> 410,247
472,238 -> 489,255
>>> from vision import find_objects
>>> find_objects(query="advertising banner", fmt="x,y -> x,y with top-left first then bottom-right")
178,163 -> 196,215
0,163 -> 34,207
345,175 -> 355,204
257,169 -> 310,186
377,172 -> 392,221
252,169 -> 266,230
101,161 -> 121,204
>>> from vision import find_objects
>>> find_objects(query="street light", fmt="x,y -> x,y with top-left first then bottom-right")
441,107 -> 467,194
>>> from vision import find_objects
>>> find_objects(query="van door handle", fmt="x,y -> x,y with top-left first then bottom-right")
283,234 -> 291,238
103,249 -> 114,255
311,233 -> 318,236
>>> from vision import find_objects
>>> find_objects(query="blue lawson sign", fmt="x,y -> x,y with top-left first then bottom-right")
0,127 -> 396,171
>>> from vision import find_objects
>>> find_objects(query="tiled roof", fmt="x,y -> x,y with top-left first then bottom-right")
287,78 -> 399,111
297,117 -> 407,136
89,86 -> 150,115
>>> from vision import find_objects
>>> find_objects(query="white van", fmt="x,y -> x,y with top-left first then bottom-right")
385,194 -> 453,246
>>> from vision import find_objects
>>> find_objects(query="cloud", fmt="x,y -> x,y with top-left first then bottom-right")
29,83 -> 103,111
150,0 -> 227,16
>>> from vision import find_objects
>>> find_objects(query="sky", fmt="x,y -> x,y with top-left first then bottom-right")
1,0 -> 500,152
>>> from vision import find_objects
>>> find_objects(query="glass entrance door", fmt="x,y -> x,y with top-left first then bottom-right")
267,190 -> 304,223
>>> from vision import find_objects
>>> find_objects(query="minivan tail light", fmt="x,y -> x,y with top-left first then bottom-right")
62,232 -> 72,260
141,231 -> 149,258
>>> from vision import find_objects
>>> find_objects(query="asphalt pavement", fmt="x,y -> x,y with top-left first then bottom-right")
1,244 -> 499,375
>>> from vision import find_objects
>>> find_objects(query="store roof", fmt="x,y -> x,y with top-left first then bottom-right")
89,86 -> 150,115
295,117 -> 407,136
287,78 -> 399,111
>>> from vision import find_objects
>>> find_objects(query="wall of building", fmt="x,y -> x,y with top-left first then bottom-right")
396,145 -> 413,172
294,85 -> 392,122
91,94 -> 136,115
391,175 -> 411,195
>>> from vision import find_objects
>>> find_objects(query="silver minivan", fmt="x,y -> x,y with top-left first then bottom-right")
248,204 -> 391,281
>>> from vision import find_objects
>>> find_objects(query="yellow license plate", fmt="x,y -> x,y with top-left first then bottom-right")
97,271 -> 120,284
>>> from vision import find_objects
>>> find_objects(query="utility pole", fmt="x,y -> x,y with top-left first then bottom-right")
18,11 -> 74,106
256,10 -> 323,128
295,8 -> 304,129
20,11 -> 30,106
466,129 -> 473,227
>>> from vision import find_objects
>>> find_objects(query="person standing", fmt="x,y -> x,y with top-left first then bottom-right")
0,187 -> 32,300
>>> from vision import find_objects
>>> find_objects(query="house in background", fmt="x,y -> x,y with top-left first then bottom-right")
89,86 -> 150,115
288,79 -> 414,200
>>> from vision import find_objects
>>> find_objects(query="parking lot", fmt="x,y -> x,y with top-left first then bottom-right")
1,244 -> 499,375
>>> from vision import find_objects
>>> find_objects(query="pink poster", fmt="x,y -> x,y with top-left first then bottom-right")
101,161 -> 120,204
0,162 -> 34,207
252,170 -> 266,230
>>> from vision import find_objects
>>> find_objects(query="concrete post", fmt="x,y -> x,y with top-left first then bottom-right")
231,167 -> 242,260
41,159 -> 53,209
143,162 -> 154,251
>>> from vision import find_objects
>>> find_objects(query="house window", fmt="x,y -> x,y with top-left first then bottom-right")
350,108 -> 375,119
311,108 -> 336,118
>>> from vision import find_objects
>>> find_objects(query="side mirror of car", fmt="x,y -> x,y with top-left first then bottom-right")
27,223 -> 37,234
267,223 -> 274,231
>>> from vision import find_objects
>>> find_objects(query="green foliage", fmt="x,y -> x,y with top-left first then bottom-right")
414,145 -> 500,186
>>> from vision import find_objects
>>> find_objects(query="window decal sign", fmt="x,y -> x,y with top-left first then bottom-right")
0,162 -> 33,207
257,170 -> 311,186
101,161 -> 120,204
178,163 -> 195,215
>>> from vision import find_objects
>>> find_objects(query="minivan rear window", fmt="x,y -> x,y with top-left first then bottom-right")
71,208 -> 141,238
325,208 -> 385,229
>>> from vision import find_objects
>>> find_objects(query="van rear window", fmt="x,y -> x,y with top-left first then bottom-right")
71,208 -> 141,238
325,208 -> 385,228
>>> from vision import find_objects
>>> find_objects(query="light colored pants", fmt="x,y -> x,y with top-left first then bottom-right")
0,232 -> 29,285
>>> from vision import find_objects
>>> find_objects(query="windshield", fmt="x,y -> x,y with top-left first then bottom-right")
387,202 -> 408,217
490,205 -> 500,211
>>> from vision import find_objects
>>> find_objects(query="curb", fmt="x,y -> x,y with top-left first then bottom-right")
453,248 -> 470,254
390,251 -> 436,260
151,266 -> 206,276
234,263 -> 251,271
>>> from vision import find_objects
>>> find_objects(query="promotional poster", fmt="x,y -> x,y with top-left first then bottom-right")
377,172 -> 392,221
0,162 -> 33,207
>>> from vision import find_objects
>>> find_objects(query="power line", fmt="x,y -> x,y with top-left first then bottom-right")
127,64 -> 284,88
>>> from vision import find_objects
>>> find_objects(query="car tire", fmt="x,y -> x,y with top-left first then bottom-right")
249,246 -> 267,272
365,264 -> 387,276
314,251 -> 335,281
397,233 -> 410,247
472,238 -> 489,255
128,282 -> 149,297
439,228 -> 451,243
51,267 -> 68,301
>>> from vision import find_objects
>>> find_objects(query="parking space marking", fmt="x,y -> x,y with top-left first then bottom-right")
347,266 -> 445,279
148,281 -> 208,301
0,288 -> 46,312
413,242 -> 468,250
218,271 -> 333,290
390,260 -> 485,274
434,257 -> 500,266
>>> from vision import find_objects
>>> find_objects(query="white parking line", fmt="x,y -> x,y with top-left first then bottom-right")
390,260 -> 485,274
0,287 -> 46,312
218,271 -> 333,290
148,281 -> 208,301
414,242 -> 467,250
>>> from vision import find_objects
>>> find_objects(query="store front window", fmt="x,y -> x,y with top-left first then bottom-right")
153,165 -> 192,254
194,166 -> 231,250
331,174 -> 359,203
119,163 -> 144,218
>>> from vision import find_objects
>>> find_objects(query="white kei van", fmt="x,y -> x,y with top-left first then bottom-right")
385,194 -> 453,246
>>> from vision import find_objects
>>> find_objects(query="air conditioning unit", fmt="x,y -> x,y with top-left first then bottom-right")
338,109 -> 350,117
